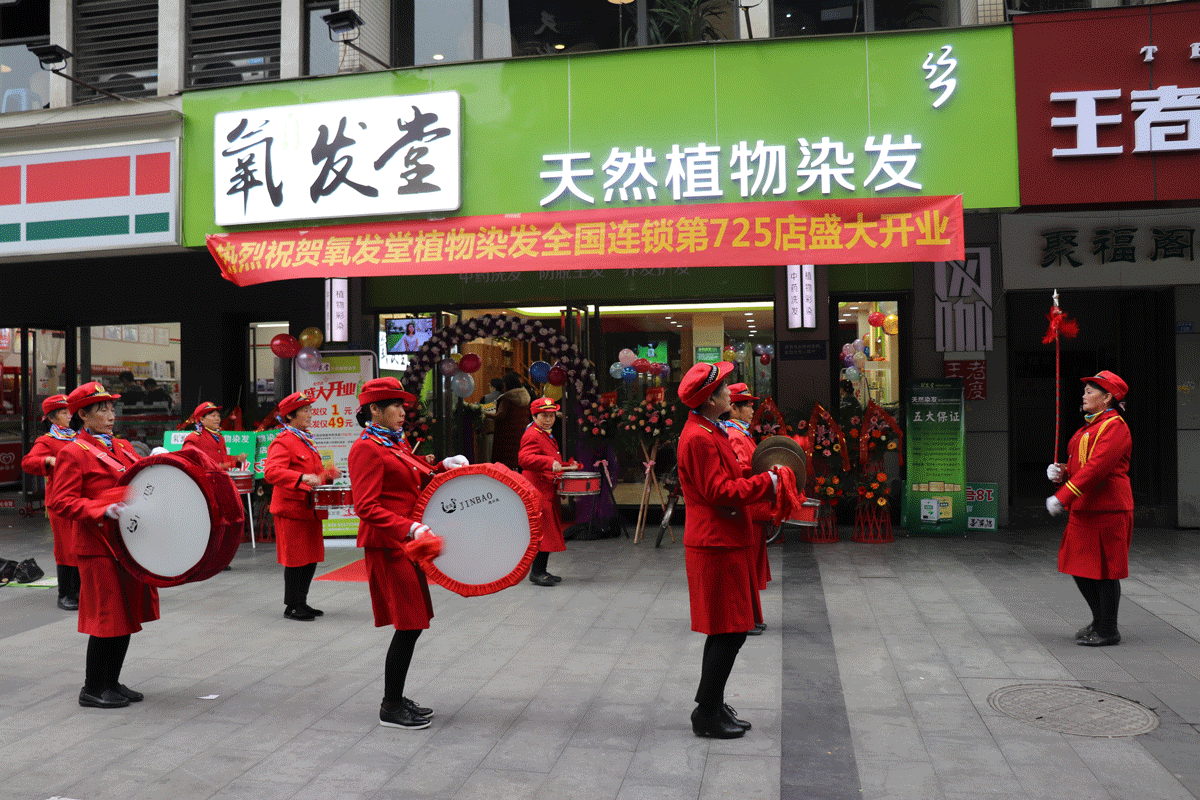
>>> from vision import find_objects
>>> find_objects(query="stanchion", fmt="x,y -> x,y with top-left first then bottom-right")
852,502 -> 893,543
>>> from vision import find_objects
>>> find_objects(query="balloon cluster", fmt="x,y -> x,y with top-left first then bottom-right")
437,351 -> 483,398
752,342 -> 776,366
610,348 -> 670,384
841,338 -> 873,382
270,328 -> 326,372
528,359 -> 569,399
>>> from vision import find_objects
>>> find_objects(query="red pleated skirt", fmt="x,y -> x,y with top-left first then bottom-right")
364,547 -> 434,630
685,544 -> 762,635
275,516 -> 325,567
536,493 -> 566,553
49,511 -> 77,567
77,555 -> 160,637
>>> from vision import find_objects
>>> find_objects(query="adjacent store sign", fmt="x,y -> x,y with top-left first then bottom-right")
904,380 -> 966,536
966,483 -> 999,531
1001,210 -> 1199,289
786,264 -> 817,330
208,196 -> 963,286
213,92 -> 462,226
1014,4 -> 1200,204
944,359 -> 986,401
293,351 -> 376,537
325,278 -> 349,342
163,431 -> 261,475
0,141 -> 178,256
934,247 -> 993,352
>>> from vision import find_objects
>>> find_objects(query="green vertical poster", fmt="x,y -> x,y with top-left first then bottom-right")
904,380 -> 966,535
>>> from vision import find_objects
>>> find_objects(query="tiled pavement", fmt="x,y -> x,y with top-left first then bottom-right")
2,514 -> 1200,800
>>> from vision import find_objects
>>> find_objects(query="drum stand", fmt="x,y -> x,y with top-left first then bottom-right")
599,467 -> 631,539
240,489 -> 256,549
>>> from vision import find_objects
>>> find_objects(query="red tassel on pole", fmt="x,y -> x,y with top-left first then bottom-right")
1043,290 -> 1079,465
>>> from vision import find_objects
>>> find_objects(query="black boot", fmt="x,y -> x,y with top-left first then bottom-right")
56,565 -> 78,610
691,705 -> 744,738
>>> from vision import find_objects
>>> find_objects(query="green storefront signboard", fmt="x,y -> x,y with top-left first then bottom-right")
966,482 -> 999,531
163,429 -> 273,478
904,380 -> 966,535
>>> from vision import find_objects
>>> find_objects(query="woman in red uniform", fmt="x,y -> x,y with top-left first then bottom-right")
182,401 -> 239,468
49,382 -> 158,709
262,391 -> 338,621
677,363 -> 777,739
22,394 -> 80,610
1046,370 -> 1132,647
519,397 -> 578,587
723,382 -> 772,627
348,378 -> 467,730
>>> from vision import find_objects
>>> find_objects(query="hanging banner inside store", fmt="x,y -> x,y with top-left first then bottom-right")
208,195 -> 963,286
904,380 -> 966,536
293,351 -> 377,537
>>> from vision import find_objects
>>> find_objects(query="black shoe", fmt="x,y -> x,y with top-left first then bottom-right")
114,684 -> 144,702
284,605 -> 316,621
1078,630 -> 1121,647
223,565 -> 232,571
746,626 -> 763,636
79,688 -> 130,709
691,705 -> 744,739
723,704 -> 751,731
1075,623 -> 1096,641
57,596 -> 78,611
380,704 -> 432,730
754,622 -> 767,632
302,604 -> 324,617
546,573 -> 562,584
529,573 -> 556,587
402,697 -> 433,719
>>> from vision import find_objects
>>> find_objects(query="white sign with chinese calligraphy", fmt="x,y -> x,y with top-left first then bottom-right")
1000,210 -> 1199,290
214,92 -> 461,226
786,264 -> 817,329
934,247 -> 993,352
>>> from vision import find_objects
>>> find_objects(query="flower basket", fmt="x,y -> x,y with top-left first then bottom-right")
799,500 -> 840,543
852,467 -> 894,543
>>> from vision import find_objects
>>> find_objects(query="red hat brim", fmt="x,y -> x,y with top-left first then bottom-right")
67,384 -> 120,415
679,362 -> 735,408
359,388 -> 417,406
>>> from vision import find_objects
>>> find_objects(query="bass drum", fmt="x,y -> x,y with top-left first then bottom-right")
412,463 -> 542,597
110,449 -> 245,587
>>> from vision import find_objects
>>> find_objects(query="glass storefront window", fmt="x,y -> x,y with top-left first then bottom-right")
91,323 -> 181,455
835,300 -> 899,411
0,43 -> 49,115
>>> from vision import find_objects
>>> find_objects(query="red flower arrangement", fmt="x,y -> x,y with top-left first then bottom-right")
859,400 -> 904,466
403,405 -> 437,454
579,398 -> 616,439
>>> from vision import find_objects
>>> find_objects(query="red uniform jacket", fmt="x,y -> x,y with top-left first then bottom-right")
182,428 -> 234,468
265,429 -> 326,519
518,423 -> 567,552
22,434 -> 77,565
677,412 -> 774,548
1054,410 -> 1133,512
47,430 -> 159,635
348,432 -> 443,629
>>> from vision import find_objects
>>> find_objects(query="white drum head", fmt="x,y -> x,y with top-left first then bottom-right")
421,472 -> 532,585
118,463 -> 212,579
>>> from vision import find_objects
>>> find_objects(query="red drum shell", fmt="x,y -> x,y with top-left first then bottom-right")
227,469 -> 254,493
790,498 -> 821,527
557,471 -> 601,497
313,484 -> 353,520
110,449 -> 245,587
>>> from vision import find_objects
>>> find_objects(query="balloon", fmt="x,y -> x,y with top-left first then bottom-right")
299,327 -> 324,348
296,347 -> 323,371
852,338 -> 865,352
438,357 -> 459,376
459,353 -> 482,374
649,362 -> 664,377
270,333 -> 300,358
450,352 -> 463,363
722,346 -> 737,361
622,366 -> 637,383
450,372 -> 475,398
843,353 -> 854,367
530,360 -> 551,383
852,353 -> 866,369
845,366 -> 861,382
632,358 -> 650,374
609,362 -> 624,379
862,347 -> 870,358
867,311 -> 885,328
841,343 -> 854,356
884,314 -> 899,335
764,344 -> 774,356
754,344 -> 766,355
760,354 -> 771,365
547,365 -> 567,386
618,349 -> 637,367
661,364 -> 671,379
543,384 -> 563,400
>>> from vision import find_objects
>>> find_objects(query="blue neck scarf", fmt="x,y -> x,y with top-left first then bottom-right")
86,429 -> 113,449
364,423 -> 404,446
49,424 -> 76,441
278,417 -> 319,454
724,418 -> 750,436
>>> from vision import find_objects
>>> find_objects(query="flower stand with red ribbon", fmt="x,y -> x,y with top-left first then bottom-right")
798,403 -> 849,543
852,402 -> 903,544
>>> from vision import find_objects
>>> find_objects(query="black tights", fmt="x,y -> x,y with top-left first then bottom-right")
383,629 -> 422,708
1074,576 -> 1121,635
532,551 -> 550,576
695,631 -> 748,710
283,563 -> 317,608
57,565 -> 80,601
85,634 -> 131,694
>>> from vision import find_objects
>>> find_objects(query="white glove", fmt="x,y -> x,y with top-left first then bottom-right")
768,471 -> 780,490
1046,463 -> 1065,483
442,455 -> 469,470
104,502 -> 126,520
150,446 -> 169,456
409,522 -> 432,539
1046,495 -> 1065,517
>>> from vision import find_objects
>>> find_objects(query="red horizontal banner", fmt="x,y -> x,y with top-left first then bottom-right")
208,196 -> 964,287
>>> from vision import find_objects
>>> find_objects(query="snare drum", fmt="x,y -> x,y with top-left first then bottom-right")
227,468 -> 254,494
313,484 -> 354,519
557,471 -> 601,497
110,449 -> 245,587
789,498 -> 821,527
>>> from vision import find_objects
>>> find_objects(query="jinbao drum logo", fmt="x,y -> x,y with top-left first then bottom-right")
440,491 -> 500,515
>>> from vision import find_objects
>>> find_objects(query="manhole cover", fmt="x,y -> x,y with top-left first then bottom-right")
987,684 -> 1159,737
